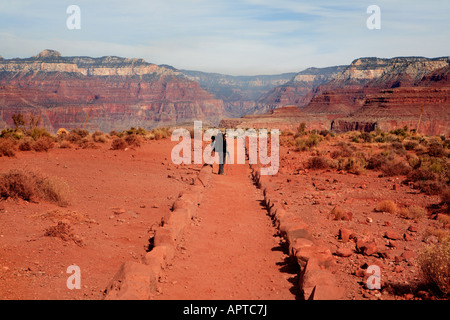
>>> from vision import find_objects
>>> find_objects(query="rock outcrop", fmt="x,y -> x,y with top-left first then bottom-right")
0,50 -> 224,132
220,106 -> 330,132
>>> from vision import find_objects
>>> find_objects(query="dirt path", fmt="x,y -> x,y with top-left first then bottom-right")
153,162 -> 299,300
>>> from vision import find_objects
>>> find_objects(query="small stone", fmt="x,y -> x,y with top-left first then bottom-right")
339,228 -> 352,243
407,225 -> 418,233
364,241 -> 378,256
384,231 -> 400,240
401,250 -> 416,261
336,247 -> 353,257
387,240 -> 398,248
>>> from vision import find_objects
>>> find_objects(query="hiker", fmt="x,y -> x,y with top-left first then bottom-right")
211,131 -> 228,175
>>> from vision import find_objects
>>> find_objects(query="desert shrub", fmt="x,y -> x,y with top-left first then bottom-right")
281,130 -> 295,137
124,134 -> 141,147
29,127 -> 52,140
306,156 -> 335,170
337,156 -> 367,175
374,135 -> 386,143
66,128 -> 90,143
404,139 -> 419,151
407,155 -> 421,169
428,142 -> 445,158
32,136 -> 54,152
376,200 -> 398,214
415,180 -> 444,195
389,141 -> 406,155
92,131 -> 108,143
442,188 -> 450,213
367,153 -> 391,170
407,167 -> 437,182
0,138 -> 17,157
380,159 -> 411,177
125,127 -> 147,136
296,123 -> 306,136
331,142 -> 355,159
385,134 -> 402,143
390,125 -> 409,137
295,138 -> 308,152
398,206 -> 427,220
109,130 -> 120,137
295,134 -> 322,152
150,127 -> 172,140
18,137 -> 33,151
0,169 -> 69,206
353,132 -> 373,143
59,140 -> 72,149
77,137 -> 98,149
443,139 -> 450,149
318,130 -> 334,138
110,137 -> 127,150
418,235 -> 450,296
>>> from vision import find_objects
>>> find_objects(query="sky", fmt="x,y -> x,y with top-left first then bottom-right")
0,0 -> 449,75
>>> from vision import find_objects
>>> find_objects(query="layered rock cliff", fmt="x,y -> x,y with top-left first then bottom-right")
0,50 -> 224,132
180,70 -> 295,117
302,56 -> 450,119
331,65 -> 450,136
254,66 -> 346,112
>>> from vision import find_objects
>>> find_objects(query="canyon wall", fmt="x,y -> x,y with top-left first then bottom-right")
0,50 -> 224,133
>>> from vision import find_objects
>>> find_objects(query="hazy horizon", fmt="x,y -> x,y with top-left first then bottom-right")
1,0 -> 449,76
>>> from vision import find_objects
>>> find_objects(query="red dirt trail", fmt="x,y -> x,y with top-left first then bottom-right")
153,162 -> 298,300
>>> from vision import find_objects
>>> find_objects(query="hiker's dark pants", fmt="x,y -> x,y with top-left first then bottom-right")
218,152 -> 225,174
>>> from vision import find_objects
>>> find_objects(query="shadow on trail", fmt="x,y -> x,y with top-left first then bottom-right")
256,198 -> 302,300
275,240 -> 302,300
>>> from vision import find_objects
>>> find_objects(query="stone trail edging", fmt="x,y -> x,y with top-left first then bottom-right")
249,163 -> 344,300
103,165 -> 213,300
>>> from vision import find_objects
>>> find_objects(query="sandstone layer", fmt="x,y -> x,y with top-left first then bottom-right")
0,50 -> 224,132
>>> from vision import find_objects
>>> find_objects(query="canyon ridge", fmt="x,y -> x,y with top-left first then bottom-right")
1,50 -> 449,135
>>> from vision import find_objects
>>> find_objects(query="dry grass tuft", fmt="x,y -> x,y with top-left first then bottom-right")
0,138 -> 17,157
398,205 -> 427,221
376,200 -> 398,214
418,235 -> 450,296
0,169 -> 69,207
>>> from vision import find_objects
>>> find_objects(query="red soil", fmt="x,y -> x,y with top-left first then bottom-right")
0,137 -> 448,300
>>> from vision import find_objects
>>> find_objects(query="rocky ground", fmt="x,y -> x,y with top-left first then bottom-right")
0,133 -> 448,300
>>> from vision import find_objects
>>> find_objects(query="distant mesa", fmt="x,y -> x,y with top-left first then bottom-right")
35,49 -> 62,59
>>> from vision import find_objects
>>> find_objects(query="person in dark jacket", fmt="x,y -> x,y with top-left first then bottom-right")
211,131 -> 227,175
